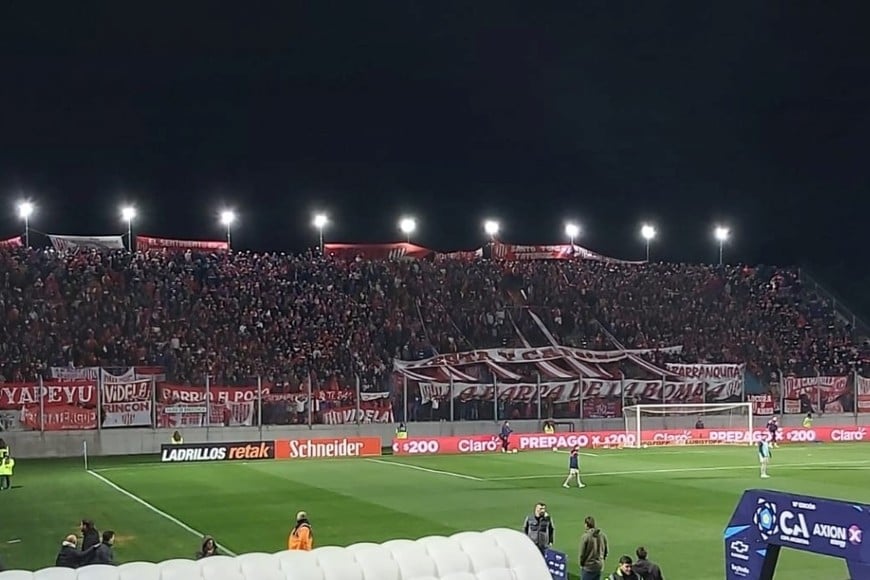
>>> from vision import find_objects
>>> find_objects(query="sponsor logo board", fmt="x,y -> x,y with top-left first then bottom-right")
160,441 -> 275,462
275,437 -> 382,459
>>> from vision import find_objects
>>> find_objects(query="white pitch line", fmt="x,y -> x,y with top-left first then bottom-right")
486,459 -> 870,480
365,458 -> 484,481
87,470 -> 237,556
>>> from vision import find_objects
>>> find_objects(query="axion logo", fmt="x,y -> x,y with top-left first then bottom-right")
849,525 -> 863,545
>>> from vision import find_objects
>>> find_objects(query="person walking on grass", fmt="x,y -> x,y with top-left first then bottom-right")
562,446 -> 585,488
579,516 -> 609,580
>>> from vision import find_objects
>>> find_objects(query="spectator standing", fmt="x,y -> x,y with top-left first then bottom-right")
632,547 -> 664,580
606,555 -> 641,580
55,534 -> 96,568
92,531 -> 116,565
196,536 -> 219,559
288,511 -> 313,551
579,516 -> 609,580
522,502 -> 555,554
79,520 -> 100,565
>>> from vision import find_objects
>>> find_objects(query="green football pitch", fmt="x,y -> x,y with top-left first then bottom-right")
3,444 -> 870,579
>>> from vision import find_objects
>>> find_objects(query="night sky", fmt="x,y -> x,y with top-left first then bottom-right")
1,4 -> 868,312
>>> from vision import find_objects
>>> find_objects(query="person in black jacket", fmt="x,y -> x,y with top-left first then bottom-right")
196,536 -> 219,559
92,531 -> 117,566
79,519 -> 100,565
55,535 -> 97,569
633,547 -> 664,580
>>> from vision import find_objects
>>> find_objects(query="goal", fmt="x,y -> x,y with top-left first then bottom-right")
622,402 -> 753,448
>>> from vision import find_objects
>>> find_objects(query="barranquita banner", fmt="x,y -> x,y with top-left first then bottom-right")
49,234 -> 125,252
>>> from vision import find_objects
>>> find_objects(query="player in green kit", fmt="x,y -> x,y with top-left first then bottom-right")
758,435 -> 772,478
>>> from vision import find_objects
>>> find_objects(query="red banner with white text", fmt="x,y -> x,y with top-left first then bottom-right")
0,236 -> 23,248
0,381 -> 97,431
392,425 -> 870,455
857,375 -> 870,413
136,236 -> 229,252
781,375 -> 850,413
747,394 -> 775,416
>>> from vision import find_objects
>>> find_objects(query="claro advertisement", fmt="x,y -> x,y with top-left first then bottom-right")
392,426 -> 870,456
160,437 -> 382,462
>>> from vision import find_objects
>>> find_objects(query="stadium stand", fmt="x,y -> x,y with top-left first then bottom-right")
0,528 -> 552,580
0,247 -> 861,388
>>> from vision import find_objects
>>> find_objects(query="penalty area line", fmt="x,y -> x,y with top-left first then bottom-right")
365,458 -> 484,481
86,470 -> 237,556
486,459 -> 870,480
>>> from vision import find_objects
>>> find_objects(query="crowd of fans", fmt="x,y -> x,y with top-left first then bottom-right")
0,247 -> 865,389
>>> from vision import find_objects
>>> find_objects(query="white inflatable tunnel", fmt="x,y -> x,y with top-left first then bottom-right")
0,528 -> 553,580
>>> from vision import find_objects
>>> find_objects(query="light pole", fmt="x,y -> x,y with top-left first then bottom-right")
313,213 -> 328,253
399,217 -> 416,243
484,220 -> 500,241
714,226 -> 730,265
565,222 -> 580,246
641,224 -> 656,262
18,201 -> 34,247
121,206 -> 136,251
220,210 -> 236,250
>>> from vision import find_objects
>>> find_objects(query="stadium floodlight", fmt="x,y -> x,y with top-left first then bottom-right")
622,402 -> 754,449
484,220 -> 500,240
121,206 -> 137,251
640,224 -> 656,262
312,213 -> 328,252
564,222 -> 580,245
714,226 -> 730,265
17,201 -> 34,247
220,210 -> 236,249
399,217 -> 416,242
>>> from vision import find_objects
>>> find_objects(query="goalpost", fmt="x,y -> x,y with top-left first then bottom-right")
622,402 -> 754,448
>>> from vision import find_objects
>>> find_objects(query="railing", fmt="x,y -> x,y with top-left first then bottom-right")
799,267 -> 870,337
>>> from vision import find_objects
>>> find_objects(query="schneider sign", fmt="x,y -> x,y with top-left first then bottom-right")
160,441 -> 275,462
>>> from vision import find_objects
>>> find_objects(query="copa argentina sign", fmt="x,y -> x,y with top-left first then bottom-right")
724,489 -> 870,579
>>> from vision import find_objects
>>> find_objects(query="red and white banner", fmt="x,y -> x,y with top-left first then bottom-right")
0,236 -> 22,248
48,234 -> 125,252
857,375 -> 870,412
782,375 -> 850,413
487,242 -> 641,264
101,379 -> 153,428
418,378 -> 742,406
49,366 -> 166,382
156,384 -> 259,427
21,405 -> 97,430
157,384 -> 265,404
665,363 -> 745,381
747,394 -> 775,416
136,236 -> 229,252
324,242 -> 433,260
0,382 -> 96,408
392,425 -> 870,455
397,346 -> 683,370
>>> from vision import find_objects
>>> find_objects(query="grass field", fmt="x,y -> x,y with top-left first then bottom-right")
2,444 -> 869,579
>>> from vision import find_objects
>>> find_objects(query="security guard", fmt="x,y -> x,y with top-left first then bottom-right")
288,511 -> 313,551
522,502 -> 554,554
396,422 -> 408,440
171,431 -> 184,445
0,456 -> 14,490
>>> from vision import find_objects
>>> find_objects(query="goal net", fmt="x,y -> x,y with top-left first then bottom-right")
622,402 -> 753,448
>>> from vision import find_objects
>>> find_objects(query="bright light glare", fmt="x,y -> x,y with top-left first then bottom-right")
484,220 -> 500,236
220,210 -> 236,226
565,222 -> 580,240
714,226 -> 730,241
313,213 -> 328,229
399,217 -> 416,235
641,224 -> 656,240
121,206 -> 136,222
18,201 -> 34,219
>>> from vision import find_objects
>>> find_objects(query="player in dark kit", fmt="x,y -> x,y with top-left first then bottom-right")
500,421 -> 514,453
767,417 -> 779,448
562,446 -> 586,488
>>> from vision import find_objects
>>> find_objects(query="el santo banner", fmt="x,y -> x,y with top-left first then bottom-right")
724,489 -> 870,579
392,426 -> 870,455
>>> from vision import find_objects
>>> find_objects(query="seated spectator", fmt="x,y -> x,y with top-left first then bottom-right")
196,535 -> 219,559
55,534 -> 96,569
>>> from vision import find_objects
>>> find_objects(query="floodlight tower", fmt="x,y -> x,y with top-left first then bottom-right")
399,217 -> 416,243
18,201 -> 34,247
220,210 -> 236,249
714,226 -> 730,265
121,206 -> 136,250
565,222 -> 580,246
484,220 -> 500,241
640,224 -> 656,262
313,213 -> 328,253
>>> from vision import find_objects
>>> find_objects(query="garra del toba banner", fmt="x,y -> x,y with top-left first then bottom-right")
0,235 -> 22,248
49,234 -> 125,252
416,378 -> 743,404
391,426 -> 870,456
136,235 -> 228,252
